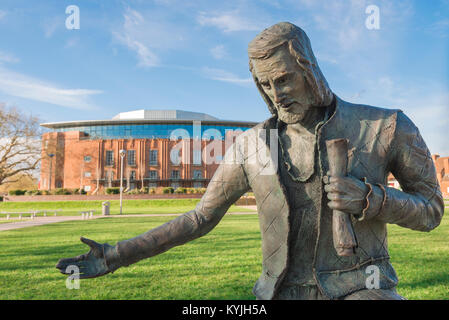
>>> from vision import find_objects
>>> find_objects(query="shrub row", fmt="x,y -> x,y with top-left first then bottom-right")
105,187 -> 207,195
7,187 -> 207,196
8,188 -> 87,196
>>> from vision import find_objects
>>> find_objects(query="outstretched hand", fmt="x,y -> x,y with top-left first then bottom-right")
56,237 -> 113,279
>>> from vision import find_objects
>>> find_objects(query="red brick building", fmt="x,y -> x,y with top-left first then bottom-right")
432,154 -> 449,198
39,110 -> 256,193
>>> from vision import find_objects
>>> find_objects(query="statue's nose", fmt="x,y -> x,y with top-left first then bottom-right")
273,87 -> 284,104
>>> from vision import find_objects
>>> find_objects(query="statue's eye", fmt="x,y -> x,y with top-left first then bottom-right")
261,82 -> 271,89
277,75 -> 289,84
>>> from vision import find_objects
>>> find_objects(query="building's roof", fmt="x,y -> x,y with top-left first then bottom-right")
41,109 -> 257,129
112,109 -> 220,121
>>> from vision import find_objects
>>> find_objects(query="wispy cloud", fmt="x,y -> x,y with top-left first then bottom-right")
197,11 -> 263,32
0,67 -> 103,110
210,45 -> 227,59
113,7 -> 187,68
201,67 -> 252,86
290,0 -> 413,55
0,10 -> 6,21
42,16 -> 61,38
0,51 -> 19,64
113,8 -> 159,67
64,37 -> 79,49
429,18 -> 449,38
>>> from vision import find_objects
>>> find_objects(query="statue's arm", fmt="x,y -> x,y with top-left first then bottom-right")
363,111 -> 444,231
104,147 -> 251,271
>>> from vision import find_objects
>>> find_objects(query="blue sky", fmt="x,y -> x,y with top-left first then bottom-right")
0,0 -> 448,154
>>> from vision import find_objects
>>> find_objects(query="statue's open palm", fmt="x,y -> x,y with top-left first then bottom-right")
56,237 -> 112,279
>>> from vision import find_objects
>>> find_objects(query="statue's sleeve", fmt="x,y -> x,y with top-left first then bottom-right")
106,142 -> 251,269
364,111 -> 444,231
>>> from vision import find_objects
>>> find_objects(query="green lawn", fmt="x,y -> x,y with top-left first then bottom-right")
0,212 -> 447,300
0,199 -> 254,218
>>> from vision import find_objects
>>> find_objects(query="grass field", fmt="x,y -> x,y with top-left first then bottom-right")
0,211 -> 447,300
0,199 -> 254,218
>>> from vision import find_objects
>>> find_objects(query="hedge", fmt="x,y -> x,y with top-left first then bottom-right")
105,187 -> 120,194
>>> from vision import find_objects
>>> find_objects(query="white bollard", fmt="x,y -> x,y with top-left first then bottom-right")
19,214 -> 22,220
90,211 -> 93,219
30,215 -> 34,220
6,214 -> 10,220
44,213 -> 47,217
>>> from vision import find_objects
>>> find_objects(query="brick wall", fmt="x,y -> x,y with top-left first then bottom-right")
40,132 -> 233,193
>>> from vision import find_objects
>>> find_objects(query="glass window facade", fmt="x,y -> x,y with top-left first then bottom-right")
171,170 -> 180,180
149,170 -> 158,180
127,150 -> 136,166
54,123 -> 252,140
193,170 -> 203,179
106,151 -> 114,166
149,150 -> 158,165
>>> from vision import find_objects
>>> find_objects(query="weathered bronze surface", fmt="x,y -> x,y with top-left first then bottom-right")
56,22 -> 444,300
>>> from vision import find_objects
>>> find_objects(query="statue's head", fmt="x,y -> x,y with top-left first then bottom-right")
248,22 -> 333,123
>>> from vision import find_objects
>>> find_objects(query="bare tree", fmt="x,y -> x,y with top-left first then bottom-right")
0,104 -> 42,186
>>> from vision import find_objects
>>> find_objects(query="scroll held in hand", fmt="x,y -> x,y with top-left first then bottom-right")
326,138 -> 358,257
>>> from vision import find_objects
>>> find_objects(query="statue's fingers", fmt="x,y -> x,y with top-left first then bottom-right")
324,181 -> 345,194
326,192 -> 339,201
324,183 -> 335,193
80,237 -> 101,249
327,200 -> 338,210
56,256 -> 82,271
56,257 -> 86,274
79,270 -> 109,279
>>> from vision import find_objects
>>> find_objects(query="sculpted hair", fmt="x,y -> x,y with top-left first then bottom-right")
248,22 -> 334,116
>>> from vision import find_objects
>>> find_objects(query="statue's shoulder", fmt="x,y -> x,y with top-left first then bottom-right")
233,117 -> 275,146
336,96 -> 402,121
240,117 -> 276,135
336,96 -> 420,143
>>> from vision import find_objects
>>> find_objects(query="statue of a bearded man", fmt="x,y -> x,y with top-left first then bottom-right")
57,22 -> 444,300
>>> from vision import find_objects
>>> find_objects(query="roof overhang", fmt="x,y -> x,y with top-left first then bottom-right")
40,119 -> 258,129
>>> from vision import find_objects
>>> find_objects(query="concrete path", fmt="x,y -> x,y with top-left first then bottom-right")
0,216 -> 98,232
0,207 -> 257,232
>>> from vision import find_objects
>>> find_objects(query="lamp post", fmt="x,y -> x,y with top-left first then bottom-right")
119,149 -> 126,215
47,153 -> 55,191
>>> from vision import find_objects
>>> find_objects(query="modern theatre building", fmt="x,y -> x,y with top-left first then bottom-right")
39,110 -> 256,193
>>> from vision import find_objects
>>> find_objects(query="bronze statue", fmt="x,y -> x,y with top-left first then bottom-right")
56,22 -> 444,300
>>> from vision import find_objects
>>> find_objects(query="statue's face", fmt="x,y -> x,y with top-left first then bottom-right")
252,46 -> 314,124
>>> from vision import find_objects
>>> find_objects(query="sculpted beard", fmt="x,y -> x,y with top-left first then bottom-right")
274,84 -> 316,124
